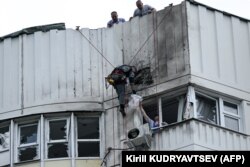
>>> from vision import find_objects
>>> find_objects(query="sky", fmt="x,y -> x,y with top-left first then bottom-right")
0,0 -> 250,37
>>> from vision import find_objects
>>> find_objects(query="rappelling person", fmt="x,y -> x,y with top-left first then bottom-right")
106,65 -> 137,117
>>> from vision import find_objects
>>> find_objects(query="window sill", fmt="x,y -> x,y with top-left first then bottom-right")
45,157 -> 71,161
14,159 -> 40,165
75,157 -> 101,160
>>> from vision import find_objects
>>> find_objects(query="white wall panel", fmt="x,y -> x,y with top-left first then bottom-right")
0,38 -> 21,112
187,2 -> 250,96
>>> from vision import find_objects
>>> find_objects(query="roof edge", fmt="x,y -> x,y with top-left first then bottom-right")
186,0 -> 250,22
0,23 -> 66,41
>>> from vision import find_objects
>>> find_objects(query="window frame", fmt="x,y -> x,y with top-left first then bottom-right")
75,116 -> 100,158
160,95 -> 186,125
45,117 -> 71,159
16,121 -> 40,162
220,99 -> 241,132
194,88 -> 243,132
194,92 -> 220,124
142,88 -> 188,127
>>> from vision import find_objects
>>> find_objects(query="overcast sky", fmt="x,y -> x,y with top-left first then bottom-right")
1,0 -> 250,37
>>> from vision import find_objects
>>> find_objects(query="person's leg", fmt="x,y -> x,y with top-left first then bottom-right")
128,71 -> 136,94
115,84 -> 126,116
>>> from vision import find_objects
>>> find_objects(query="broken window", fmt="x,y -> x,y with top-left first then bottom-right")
0,126 -> 9,151
195,94 -> 218,124
18,123 -> 38,162
194,90 -> 242,132
77,117 -> 100,157
47,119 -> 69,159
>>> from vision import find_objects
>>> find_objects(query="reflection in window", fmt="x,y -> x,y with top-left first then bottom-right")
18,123 -> 38,162
0,126 -> 9,151
20,125 -> 37,144
47,119 -> 69,159
196,95 -> 217,124
77,117 -> 100,157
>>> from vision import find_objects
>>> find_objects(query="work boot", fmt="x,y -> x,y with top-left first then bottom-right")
120,105 -> 126,117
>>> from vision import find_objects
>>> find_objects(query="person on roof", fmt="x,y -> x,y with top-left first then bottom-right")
139,102 -> 159,129
133,0 -> 156,18
107,65 -> 137,117
107,11 -> 126,28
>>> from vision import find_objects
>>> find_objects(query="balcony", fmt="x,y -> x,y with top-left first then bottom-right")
151,118 -> 250,151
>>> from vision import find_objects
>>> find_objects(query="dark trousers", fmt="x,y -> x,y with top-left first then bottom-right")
114,84 -> 125,106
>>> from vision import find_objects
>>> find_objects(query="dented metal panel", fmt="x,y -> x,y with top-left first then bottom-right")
187,1 -> 250,98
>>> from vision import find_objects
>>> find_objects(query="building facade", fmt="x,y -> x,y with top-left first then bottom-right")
0,0 -> 250,167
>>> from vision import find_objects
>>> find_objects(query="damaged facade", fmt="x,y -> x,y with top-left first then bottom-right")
0,0 -> 250,167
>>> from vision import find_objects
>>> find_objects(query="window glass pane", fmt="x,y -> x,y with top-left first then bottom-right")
224,102 -> 238,115
0,126 -> 9,150
162,98 -> 179,124
48,143 -> 68,158
225,116 -> 239,131
20,124 -> 37,144
142,99 -> 158,124
18,146 -> 38,162
196,95 -> 217,124
77,118 -> 99,139
78,142 -> 99,157
49,120 -> 67,140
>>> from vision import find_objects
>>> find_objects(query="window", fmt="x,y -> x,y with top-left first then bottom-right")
221,101 -> 240,131
76,117 -> 100,157
142,93 -> 186,127
47,119 -> 70,159
142,99 -> 158,124
161,96 -> 185,124
195,94 -> 218,124
0,126 -> 9,152
18,123 -> 39,162
194,90 -> 242,132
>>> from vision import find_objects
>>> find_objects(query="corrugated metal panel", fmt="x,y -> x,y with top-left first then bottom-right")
0,2 -> 189,117
187,1 -> 250,96
151,119 -> 250,151
0,151 -> 10,166
23,29 -> 105,108
0,37 -> 21,112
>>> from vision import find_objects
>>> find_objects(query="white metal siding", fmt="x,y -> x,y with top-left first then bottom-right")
23,29 -> 105,108
151,119 -> 250,151
0,38 -> 21,112
187,2 -> 250,97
